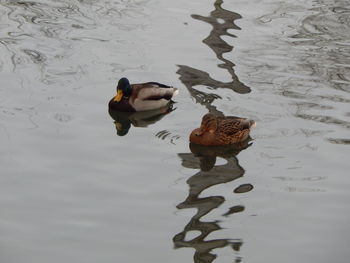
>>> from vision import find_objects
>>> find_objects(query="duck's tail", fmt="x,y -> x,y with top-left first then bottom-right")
250,120 -> 256,128
173,88 -> 179,97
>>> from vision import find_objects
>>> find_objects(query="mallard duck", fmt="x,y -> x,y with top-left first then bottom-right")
190,113 -> 256,146
108,77 -> 178,112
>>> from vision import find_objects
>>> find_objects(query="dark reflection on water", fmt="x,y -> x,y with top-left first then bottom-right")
174,2 -> 254,262
175,142 -> 252,263
177,0 -> 250,115
108,104 -> 174,136
328,138 -> 350,145
233,183 -> 254,194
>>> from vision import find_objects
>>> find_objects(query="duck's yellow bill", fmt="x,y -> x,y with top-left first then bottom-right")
114,90 -> 123,102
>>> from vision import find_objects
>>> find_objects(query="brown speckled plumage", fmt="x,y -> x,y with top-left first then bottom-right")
190,113 -> 256,146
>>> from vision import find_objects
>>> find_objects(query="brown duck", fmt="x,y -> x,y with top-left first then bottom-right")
190,113 -> 256,146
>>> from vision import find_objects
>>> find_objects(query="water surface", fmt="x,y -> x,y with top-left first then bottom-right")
0,0 -> 349,262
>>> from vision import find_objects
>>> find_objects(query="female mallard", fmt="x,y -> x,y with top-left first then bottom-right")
108,77 -> 178,112
190,113 -> 256,146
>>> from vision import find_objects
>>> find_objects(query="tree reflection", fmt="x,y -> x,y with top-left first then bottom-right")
175,142 -> 252,263
175,1 -> 253,262
177,0 -> 250,115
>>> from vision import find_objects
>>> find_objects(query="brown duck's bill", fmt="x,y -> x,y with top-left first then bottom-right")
194,129 -> 204,136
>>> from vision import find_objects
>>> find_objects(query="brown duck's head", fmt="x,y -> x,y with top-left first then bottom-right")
199,113 -> 218,133
189,113 -> 218,145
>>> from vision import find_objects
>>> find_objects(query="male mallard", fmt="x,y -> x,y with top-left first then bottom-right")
108,77 -> 178,112
190,113 -> 256,146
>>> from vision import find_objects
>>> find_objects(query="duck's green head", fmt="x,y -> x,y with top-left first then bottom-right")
114,77 -> 132,102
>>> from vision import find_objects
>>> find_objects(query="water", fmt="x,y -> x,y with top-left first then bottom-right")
0,0 -> 349,262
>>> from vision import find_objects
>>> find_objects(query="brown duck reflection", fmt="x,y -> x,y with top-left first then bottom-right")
108,104 -> 174,136
177,0 -> 251,115
175,141 -> 252,263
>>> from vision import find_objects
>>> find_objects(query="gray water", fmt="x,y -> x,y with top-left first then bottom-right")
0,0 -> 349,262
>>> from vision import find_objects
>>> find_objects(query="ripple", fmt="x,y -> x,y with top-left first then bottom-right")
22,49 -> 46,63
155,130 -> 180,144
327,138 -> 350,145
239,0 -> 350,144
296,113 -> 350,130
0,0 -> 150,81
286,186 -> 326,193
54,113 -> 72,123
70,36 -> 108,42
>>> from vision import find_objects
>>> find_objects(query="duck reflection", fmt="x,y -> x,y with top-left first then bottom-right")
108,104 -> 174,136
175,141 -> 252,263
177,0 -> 250,115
